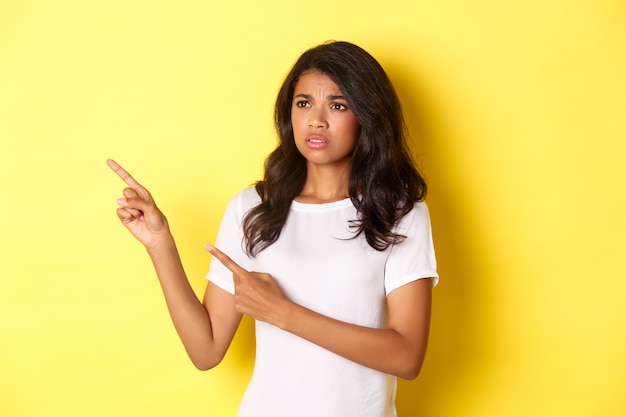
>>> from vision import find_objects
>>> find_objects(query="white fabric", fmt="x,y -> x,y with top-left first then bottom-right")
206,187 -> 438,417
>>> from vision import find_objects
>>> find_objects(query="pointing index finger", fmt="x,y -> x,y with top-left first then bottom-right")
106,159 -> 148,194
205,244 -> 247,276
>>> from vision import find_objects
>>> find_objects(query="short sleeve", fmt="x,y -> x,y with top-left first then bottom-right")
205,188 -> 260,294
384,202 -> 438,295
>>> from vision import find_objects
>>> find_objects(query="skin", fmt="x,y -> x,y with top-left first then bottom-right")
107,72 -> 433,379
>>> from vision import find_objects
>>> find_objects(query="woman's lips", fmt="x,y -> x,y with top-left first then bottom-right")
306,134 -> 328,149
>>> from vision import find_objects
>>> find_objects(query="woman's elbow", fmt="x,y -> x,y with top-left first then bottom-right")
397,361 -> 423,380
191,356 -> 221,371
189,349 -> 226,371
394,350 -> 427,380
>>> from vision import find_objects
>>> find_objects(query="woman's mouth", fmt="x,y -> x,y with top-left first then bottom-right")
306,135 -> 328,148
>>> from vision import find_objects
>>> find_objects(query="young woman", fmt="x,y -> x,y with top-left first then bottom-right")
108,41 -> 437,417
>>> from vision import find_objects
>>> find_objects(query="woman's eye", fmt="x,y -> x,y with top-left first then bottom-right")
295,101 -> 310,108
331,103 -> 347,110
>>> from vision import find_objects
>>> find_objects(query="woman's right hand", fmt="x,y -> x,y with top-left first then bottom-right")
107,159 -> 171,249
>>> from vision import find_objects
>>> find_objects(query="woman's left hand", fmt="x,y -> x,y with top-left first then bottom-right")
205,245 -> 291,327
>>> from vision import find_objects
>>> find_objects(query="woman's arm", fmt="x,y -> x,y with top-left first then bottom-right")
107,160 -> 241,370
144,236 -> 242,370
205,244 -> 432,380
282,279 -> 431,380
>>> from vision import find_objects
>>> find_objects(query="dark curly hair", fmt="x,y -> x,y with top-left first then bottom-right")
243,41 -> 427,256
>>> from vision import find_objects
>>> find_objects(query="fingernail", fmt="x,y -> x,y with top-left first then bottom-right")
116,198 -> 127,206
204,244 -> 213,251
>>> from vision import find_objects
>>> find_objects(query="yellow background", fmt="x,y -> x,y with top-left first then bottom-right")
1,1 -> 625,416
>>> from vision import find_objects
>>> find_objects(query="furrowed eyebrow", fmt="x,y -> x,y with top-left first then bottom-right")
293,94 -> 346,100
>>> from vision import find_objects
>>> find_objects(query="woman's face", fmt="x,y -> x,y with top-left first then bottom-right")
291,71 -> 359,170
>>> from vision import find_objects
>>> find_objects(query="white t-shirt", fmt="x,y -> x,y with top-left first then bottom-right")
207,187 -> 438,417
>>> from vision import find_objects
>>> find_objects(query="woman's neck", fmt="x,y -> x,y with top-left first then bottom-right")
295,163 -> 350,204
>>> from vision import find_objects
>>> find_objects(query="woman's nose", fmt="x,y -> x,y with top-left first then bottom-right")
308,107 -> 328,128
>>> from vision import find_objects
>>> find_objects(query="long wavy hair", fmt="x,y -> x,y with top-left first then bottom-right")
243,41 -> 427,256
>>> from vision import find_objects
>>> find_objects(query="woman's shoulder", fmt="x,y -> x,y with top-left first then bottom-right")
228,186 -> 262,212
411,200 -> 430,216
395,200 -> 432,230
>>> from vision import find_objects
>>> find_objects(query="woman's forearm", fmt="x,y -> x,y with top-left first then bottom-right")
278,306 -> 426,379
146,234 -> 235,370
276,279 -> 432,380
